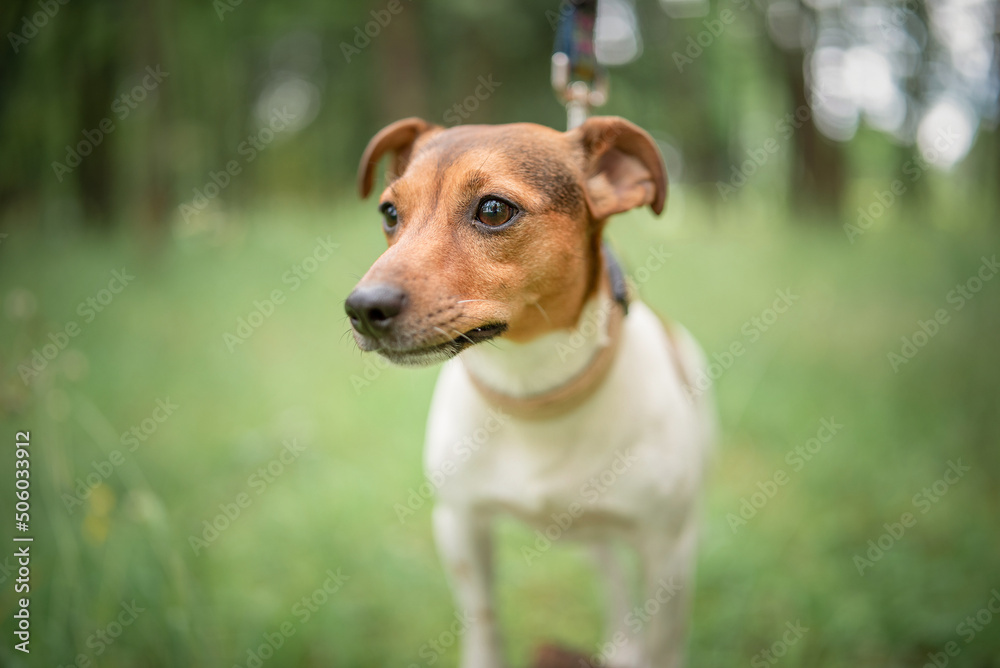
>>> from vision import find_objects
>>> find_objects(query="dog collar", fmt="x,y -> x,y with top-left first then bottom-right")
604,242 -> 630,314
465,245 -> 628,420
465,299 -> 624,420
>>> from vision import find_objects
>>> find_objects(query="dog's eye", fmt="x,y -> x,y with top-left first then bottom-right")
476,198 -> 515,227
380,202 -> 398,232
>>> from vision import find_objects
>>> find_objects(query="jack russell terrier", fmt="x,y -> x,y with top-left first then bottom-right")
346,116 -> 714,668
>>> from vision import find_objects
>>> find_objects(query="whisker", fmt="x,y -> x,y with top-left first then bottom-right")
532,301 -> 552,324
435,326 -> 473,352
433,323 -> 476,348
475,147 -> 501,175
455,298 -> 509,309
447,327 -> 477,346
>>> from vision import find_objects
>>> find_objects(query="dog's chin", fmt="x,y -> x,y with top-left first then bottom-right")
355,323 -> 508,368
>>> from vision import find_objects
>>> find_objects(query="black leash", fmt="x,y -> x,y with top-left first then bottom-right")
551,0 -> 608,129
554,3 -> 629,313
603,242 -> 631,314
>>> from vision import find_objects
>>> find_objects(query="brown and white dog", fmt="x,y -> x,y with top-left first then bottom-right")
347,117 -> 714,668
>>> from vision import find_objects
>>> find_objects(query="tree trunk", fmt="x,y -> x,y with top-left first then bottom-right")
374,0 -> 428,121
75,56 -> 116,227
782,48 -> 846,218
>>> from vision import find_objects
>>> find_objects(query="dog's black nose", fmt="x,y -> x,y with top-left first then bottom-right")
345,284 -> 407,338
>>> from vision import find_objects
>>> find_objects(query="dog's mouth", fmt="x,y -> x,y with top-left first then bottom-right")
359,322 -> 508,367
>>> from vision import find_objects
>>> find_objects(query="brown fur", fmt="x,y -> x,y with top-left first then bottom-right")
351,117 -> 666,360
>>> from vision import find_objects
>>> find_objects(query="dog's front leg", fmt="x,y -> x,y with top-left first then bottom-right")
432,503 -> 504,668
593,543 -> 642,667
638,520 -> 698,668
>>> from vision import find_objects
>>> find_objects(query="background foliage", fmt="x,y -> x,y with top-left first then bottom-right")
0,0 -> 998,667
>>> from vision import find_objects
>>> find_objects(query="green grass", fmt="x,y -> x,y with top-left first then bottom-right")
1,194 -> 999,668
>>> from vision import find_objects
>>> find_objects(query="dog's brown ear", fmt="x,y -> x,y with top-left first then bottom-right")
358,118 -> 439,198
570,116 -> 667,219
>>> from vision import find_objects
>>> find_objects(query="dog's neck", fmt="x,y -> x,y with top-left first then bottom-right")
461,288 -> 617,399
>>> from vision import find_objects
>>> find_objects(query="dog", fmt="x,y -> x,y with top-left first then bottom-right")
346,116 -> 714,668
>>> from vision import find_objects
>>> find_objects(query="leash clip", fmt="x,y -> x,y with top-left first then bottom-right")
551,52 -> 608,129
551,0 -> 608,129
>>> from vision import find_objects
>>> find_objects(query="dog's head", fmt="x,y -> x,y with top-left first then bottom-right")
346,117 -> 666,366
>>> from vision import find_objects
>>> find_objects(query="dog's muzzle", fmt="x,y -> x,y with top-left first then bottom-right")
344,283 -> 407,339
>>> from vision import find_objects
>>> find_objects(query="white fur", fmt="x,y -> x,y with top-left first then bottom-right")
425,296 -> 714,668
461,291 -> 615,397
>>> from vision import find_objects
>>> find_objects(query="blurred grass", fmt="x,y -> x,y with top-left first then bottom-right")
1,191 -> 999,668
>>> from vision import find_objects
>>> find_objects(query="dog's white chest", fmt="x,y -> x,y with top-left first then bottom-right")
424,301 -> 708,536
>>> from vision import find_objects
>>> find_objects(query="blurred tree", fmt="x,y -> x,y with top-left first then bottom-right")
69,17 -> 117,227
373,0 -> 428,121
0,0 -> 995,231
770,5 -> 847,216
